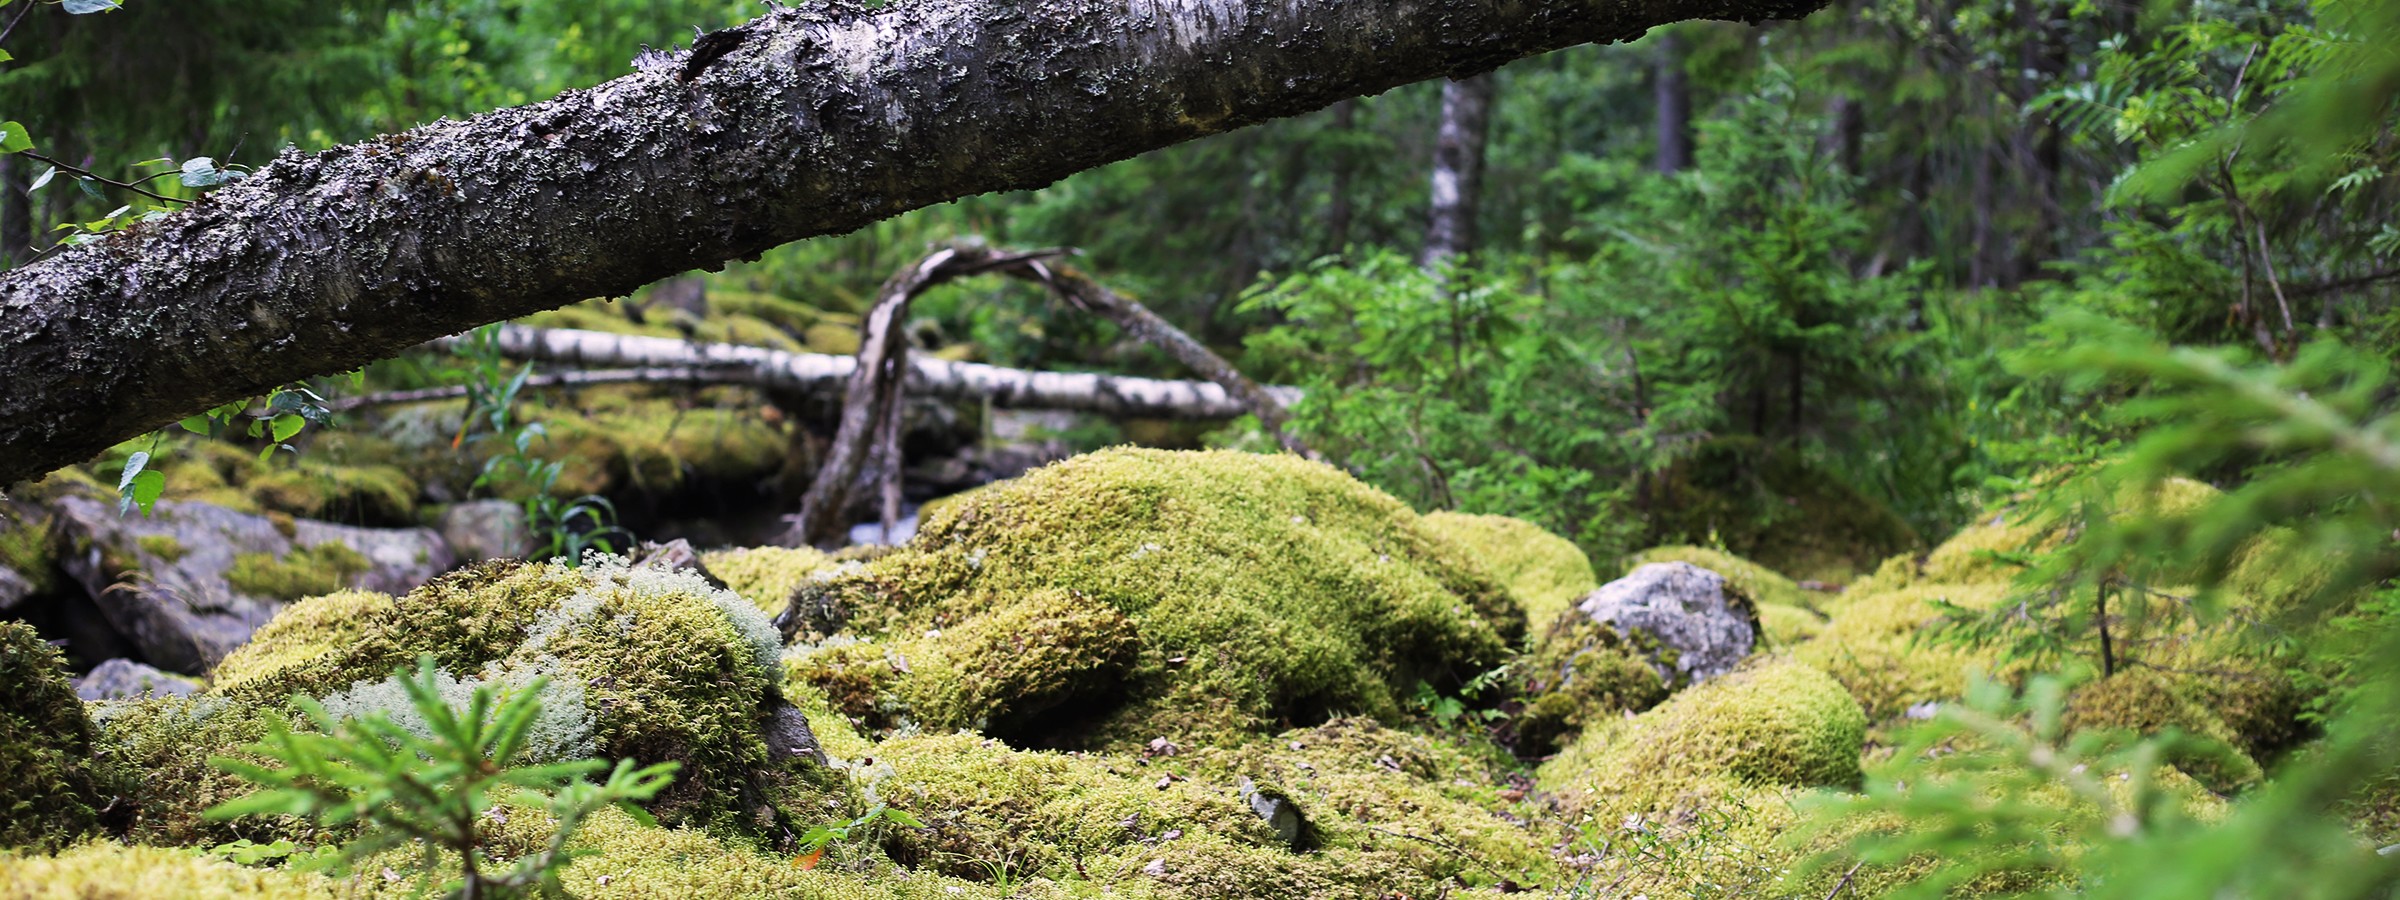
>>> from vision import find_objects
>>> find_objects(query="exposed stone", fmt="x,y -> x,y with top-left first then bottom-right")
52,496 -> 455,675
763,698 -> 829,767
1576,562 -> 1758,686
1239,776 -> 1315,851
73,657 -> 201,700
0,562 -> 30,613
436,499 -> 532,562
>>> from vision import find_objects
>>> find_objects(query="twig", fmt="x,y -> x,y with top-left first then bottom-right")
1822,860 -> 1865,900
22,151 -> 187,206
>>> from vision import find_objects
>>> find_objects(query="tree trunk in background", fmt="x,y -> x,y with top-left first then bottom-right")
0,0 -> 1823,485
0,156 -> 30,268
1654,30 -> 1694,175
1420,73 -> 1496,269
1323,99 -> 1357,255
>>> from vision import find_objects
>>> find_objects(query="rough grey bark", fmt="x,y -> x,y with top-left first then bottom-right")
1653,29 -> 1693,174
456,324 -> 1304,419
1420,72 -> 1496,269
0,0 -> 1824,485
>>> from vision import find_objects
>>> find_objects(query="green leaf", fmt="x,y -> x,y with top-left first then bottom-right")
180,156 -> 229,188
62,0 -> 123,13
26,165 -> 53,191
115,451 -> 149,493
614,801 -> 659,828
75,177 -> 104,201
0,121 -> 31,154
0,50 -> 14,63
178,415 -> 212,435
128,469 -> 165,516
270,413 -> 305,443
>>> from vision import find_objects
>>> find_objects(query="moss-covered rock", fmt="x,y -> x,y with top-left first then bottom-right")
1537,658 -> 1866,822
0,841 -> 335,899
204,556 -> 803,832
223,541 -> 371,602
788,449 -> 1523,749
1628,544 -> 1811,610
1509,611 -> 1669,757
2064,670 -> 2264,794
1422,511 -> 1597,629
701,545 -> 837,617
1793,581 -> 2012,721
0,622 -> 121,850
88,695 -> 308,846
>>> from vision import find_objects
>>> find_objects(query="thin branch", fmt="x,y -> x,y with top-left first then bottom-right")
21,151 -> 187,206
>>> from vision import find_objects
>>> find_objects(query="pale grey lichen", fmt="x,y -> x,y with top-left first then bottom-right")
315,661 -> 598,764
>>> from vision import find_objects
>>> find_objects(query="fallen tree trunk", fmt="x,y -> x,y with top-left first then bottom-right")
0,0 -> 1822,485
448,324 -> 1303,419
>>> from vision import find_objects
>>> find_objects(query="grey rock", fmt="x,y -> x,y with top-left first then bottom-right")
763,699 -> 829,767
1577,562 -> 1758,686
1237,776 -> 1314,851
53,496 -> 456,675
74,657 -> 200,700
0,562 -> 30,613
437,500 -> 532,562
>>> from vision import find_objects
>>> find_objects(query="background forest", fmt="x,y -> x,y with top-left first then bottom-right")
4,0 -> 2400,896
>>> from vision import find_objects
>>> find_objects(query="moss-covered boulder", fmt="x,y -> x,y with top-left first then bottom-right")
88,695 -> 307,846
701,545 -> 838,617
1422,511 -> 1598,628
786,449 -> 1523,749
1508,612 -> 1670,757
0,622 -> 122,850
204,556 -> 807,832
2064,670 -> 2263,794
1537,658 -> 1866,822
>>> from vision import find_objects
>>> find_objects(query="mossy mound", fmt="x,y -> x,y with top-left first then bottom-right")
0,841 -> 334,899
87,696 -> 309,846
787,448 -> 1523,749
701,545 -> 838,617
86,433 -> 423,526
2064,670 -> 2264,794
1793,581 -> 2012,721
526,394 -> 785,499
873,720 -> 1558,896
223,541 -> 371,602
1422,511 -> 1598,628
1509,611 -> 1670,757
0,622 -> 122,850
1638,437 -> 1920,583
1537,658 -> 1866,822
202,556 -> 799,832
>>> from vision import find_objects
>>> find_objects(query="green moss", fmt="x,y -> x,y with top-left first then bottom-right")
693,312 -> 805,353
804,321 -> 863,355
1537,658 -> 1866,822
518,300 -> 684,339
1792,582 -> 2011,721
701,545 -> 837,616
210,589 -> 396,693
89,695 -> 309,846
2,503 -> 59,596
0,622 -> 121,851
528,399 -> 786,498
206,557 -> 799,833
2064,670 -> 2262,794
791,448 -> 1521,750
0,841 -> 335,899
1628,544 -> 1811,610
1422,511 -> 1598,628
893,589 -> 1142,734
247,461 -> 419,523
134,534 -> 188,564
1638,437 -> 1920,584
1510,611 -> 1669,757
223,541 -> 371,602
1757,603 -> 1828,646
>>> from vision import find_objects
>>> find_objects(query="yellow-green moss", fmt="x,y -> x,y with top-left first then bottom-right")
1423,511 -> 1598,627
893,589 -> 1141,734
1511,611 -> 1669,757
1757,603 -> 1828,646
88,695 -> 310,846
0,622 -> 121,850
134,534 -> 188,564
804,322 -> 863,355
701,546 -> 837,617
529,399 -> 786,498
0,841 -> 335,899
1538,658 -> 1866,822
209,590 -> 396,693
791,448 -> 1521,750
1628,544 -> 1811,610
2063,670 -> 2262,794
693,312 -> 805,353
207,557 -> 798,832
0,502 -> 57,597
518,300 -> 683,339
247,462 -> 418,523
1793,582 -> 2011,721
224,541 -> 371,602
